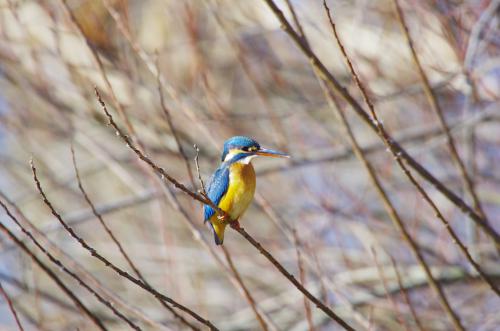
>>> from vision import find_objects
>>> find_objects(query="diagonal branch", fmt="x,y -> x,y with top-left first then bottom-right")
392,0 -> 491,243
30,160 -> 219,331
322,0 -> 499,298
260,0 -> 500,248
0,199 -> 108,331
94,88 -> 356,331
71,147 -> 200,331
0,281 -> 25,331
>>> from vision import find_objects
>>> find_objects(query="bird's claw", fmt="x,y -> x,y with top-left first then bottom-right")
217,214 -> 230,224
230,220 -> 241,230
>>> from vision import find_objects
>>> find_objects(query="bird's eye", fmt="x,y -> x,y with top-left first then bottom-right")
241,147 -> 249,151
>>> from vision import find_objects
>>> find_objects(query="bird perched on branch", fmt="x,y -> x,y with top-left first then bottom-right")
203,136 -> 289,245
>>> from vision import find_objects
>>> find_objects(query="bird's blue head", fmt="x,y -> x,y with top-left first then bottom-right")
221,136 -> 289,163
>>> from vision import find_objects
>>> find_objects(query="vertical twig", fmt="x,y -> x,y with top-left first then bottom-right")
156,56 -> 196,188
370,248 -> 409,331
221,247 -> 270,331
293,229 -> 315,331
193,144 -> 207,196
389,256 -> 424,331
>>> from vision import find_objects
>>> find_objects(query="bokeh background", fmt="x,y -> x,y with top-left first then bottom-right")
0,0 -> 499,330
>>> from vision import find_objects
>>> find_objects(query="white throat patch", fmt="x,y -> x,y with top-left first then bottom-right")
239,155 -> 256,164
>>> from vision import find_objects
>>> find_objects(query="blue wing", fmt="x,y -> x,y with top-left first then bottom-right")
203,165 -> 230,222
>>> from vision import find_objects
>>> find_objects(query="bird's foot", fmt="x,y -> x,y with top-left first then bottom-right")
230,220 -> 241,230
217,214 -> 230,224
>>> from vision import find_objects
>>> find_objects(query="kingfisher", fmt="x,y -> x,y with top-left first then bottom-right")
203,136 -> 289,245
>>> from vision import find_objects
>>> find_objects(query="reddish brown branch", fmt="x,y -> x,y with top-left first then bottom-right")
0,199 -> 108,331
293,229 -> 315,331
323,0 -> 499,298
0,281 -> 25,331
71,147 -> 200,331
30,160 -> 219,331
221,247 -> 269,331
235,227 -> 355,331
260,0 -> 500,248
95,87 -> 355,331
321,2 -> 467,329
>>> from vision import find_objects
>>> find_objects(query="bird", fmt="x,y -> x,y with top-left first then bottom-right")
203,136 -> 289,245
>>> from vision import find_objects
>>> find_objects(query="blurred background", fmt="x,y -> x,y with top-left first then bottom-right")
0,0 -> 499,330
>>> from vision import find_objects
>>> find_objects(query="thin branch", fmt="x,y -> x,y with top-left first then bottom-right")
235,227 -> 355,331
293,229 -> 315,331
323,0 -> 499,298
193,144 -> 207,196
0,191 -> 170,330
70,147 -> 200,331
221,247 -> 269,331
392,0 -> 492,245
370,248 -> 409,331
95,87 -> 355,331
321,2 -> 466,329
156,55 -> 196,188
260,0 -> 500,247
30,159 -> 219,331
0,199 -> 108,331
3,189 -> 141,330
0,281 -> 25,331
389,257 -> 424,331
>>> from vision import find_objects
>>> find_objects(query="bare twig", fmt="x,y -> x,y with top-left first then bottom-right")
321,2 -> 467,329
71,147 -> 200,331
293,229 -> 315,331
221,247 -> 269,331
156,56 -> 196,188
324,0 -> 499,298
235,227 -> 355,331
260,0 -> 500,247
193,144 -> 207,196
0,199 -> 108,331
389,257 -> 424,331
96,87 -> 355,331
30,159 -> 219,331
392,0 -> 491,245
0,281 -> 25,331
